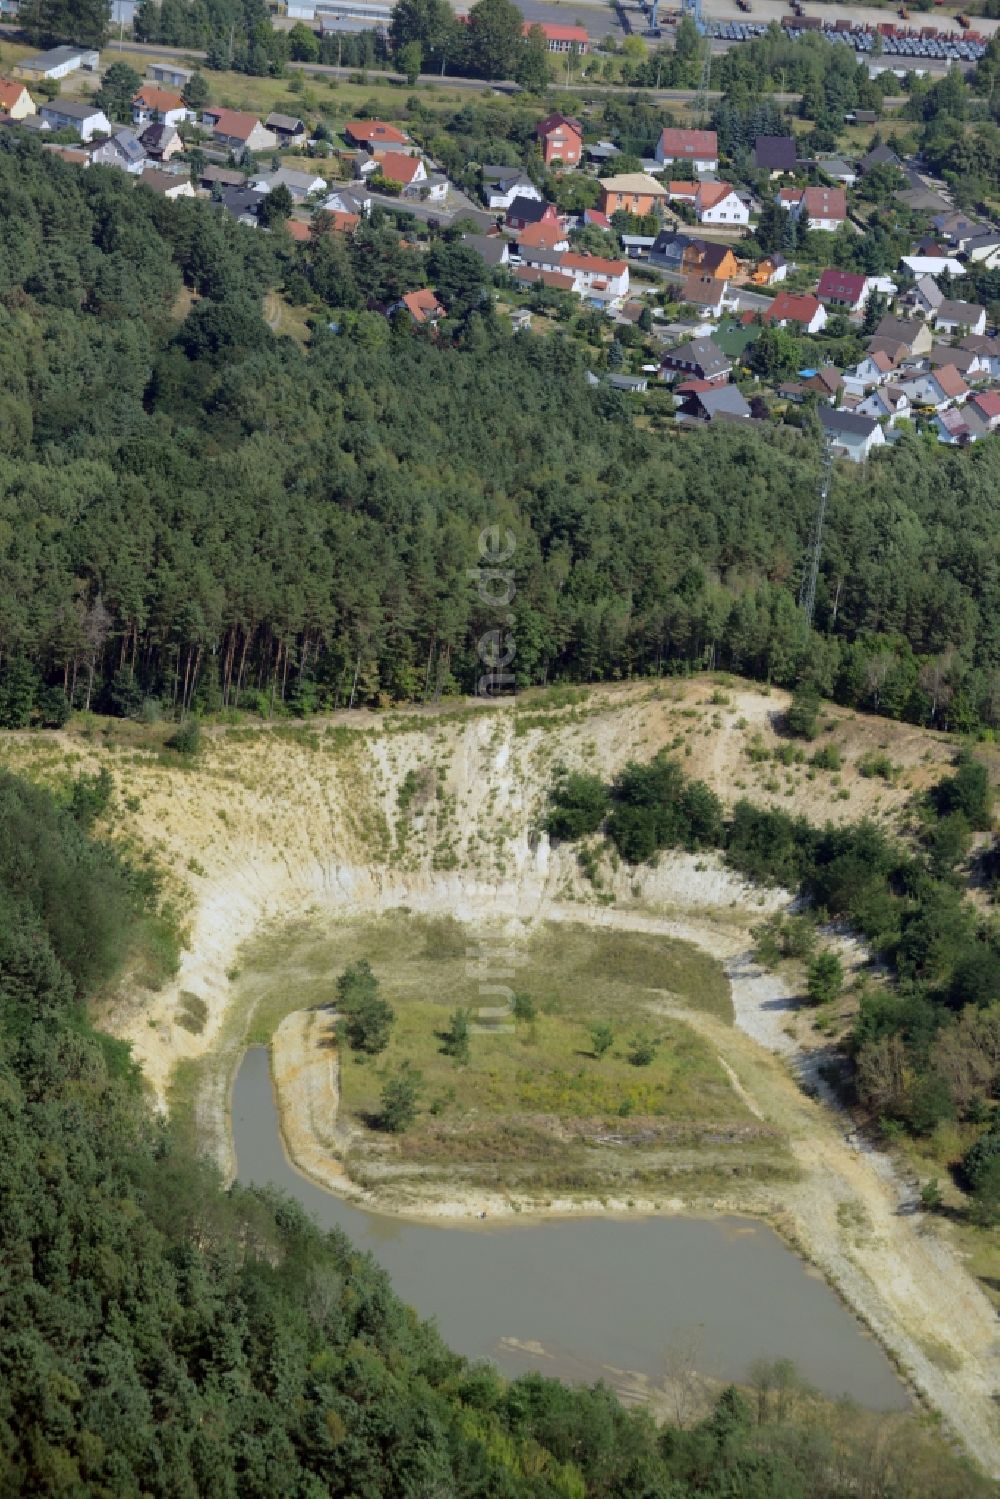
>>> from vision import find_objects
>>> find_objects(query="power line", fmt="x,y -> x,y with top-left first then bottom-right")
798,435 -> 834,627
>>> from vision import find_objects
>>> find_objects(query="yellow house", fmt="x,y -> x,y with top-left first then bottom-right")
0,78 -> 36,119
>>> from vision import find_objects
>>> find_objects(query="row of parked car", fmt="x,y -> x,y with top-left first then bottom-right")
706,19 -> 986,60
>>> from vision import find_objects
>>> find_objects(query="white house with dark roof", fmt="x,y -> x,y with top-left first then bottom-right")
933,299 -> 987,337
39,98 -> 111,141
819,404 -> 885,462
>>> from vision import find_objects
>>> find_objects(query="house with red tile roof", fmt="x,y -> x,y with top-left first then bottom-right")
132,85 -> 190,127
523,21 -> 589,51
655,127 -> 718,172
762,291 -> 827,333
344,119 -> 409,149
535,111 -> 582,166
376,150 -> 426,188
778,185 -> 847,231
816,268 -> 869,314
398,287 -> 446,325
966,389 -> 1000,434
515,219 -> 570,252
667,180 -> 748,225
0,77 -> 35,118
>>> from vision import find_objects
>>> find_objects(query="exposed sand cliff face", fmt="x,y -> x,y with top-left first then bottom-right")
5,678 -> 996,1473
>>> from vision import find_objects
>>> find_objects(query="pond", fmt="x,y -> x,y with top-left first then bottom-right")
234,1045 -> 909,1409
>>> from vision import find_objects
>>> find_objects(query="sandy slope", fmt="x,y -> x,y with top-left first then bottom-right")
4,678 -> 996,1471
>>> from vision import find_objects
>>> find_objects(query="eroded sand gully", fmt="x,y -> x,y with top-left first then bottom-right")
39,683 -> 995,1473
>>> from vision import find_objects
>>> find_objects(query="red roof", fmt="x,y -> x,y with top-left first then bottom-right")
933,364 -> 969,399
765,291 -> 822,325
675,378 -> 717,394
535,111 -> 582,141
133,85 -> 184,112
697,182 -> 736,210
658,127 -> 718,160
284,218 -> 311,241
582,208 -> 611,230
0,78 -> 29,109
516,220 -> 566,250
345,119 -> 408,146
972,390 -> 1000,418
204,108 -> 261,142
802,186 -> 847,221
377,150 -> 421,184
561,251 -> 626,276
816,268 -> 867,303
402,287 -> 445,323
524,21 -> 588,41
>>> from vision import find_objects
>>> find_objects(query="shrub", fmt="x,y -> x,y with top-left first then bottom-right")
931,751 -> 992,830
810,742 -> 841,772
164,720 -> 201,755
806,950 -> 843,1006
786,684 -> 820,741
544,770 -> 609,841
379,1062 -> 423,1133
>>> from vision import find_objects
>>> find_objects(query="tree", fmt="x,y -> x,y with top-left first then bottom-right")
288,22 -> 319,61
467,0 -> 523,79
786,683 -> 820,740
390,0 -> 455,65
748,324 -> 798,378
20,0 -> 109,47
807,950 -> 844,1006
96,61 -> 141,123
182,71 -> 209,110
259,183 -> 294,228
441,1007 -> 470,1062
590,1022 -> 614,1059
379,1061 -> 423,1131
397,39 -> 422,84
545,771 -> 609,841
426,240 -> 486,314
337,960 -> 395,1053
516,23 -> 550,91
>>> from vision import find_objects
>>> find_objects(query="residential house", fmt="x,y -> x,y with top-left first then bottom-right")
265,112 -> 306,148
148,63 -> 191,88
482,166 -> 539,211
859,143 -> 902,174
680,275 -> 730,317
897,364 -> 969,409
461,232 -> 510,269
679,384 -> 751,423
344,119 -> 409,149
966,389 -> 1000,433
512,265 -> 575,294
202,108 -> 276,153
524,21 -> 589,52
535,112 -> 582,167
842,348 -> 900,395
514,219 -> 569,253
132,86 -> 190,127
397,287 -> 446,325
816,268 -> 869,314
931,209 -> 985,250
89,127 -> 145,172
138,166 -> 195,199
660,336 -> 732,384
200,165 -> 245,191
779,184 -> 846,232
39,99 -> 111,142
933,406 -> 977,444
250,166 -> 326,200
505,196 -> 557,231
599,173 -> 669,216
804,365 -> 842,402
908,274 -> 943,317
870,315 -> 934,357
900,254 -> 965,278
818,404 -> 886,461
856,384 -> 910,425
816,156 -> 857,187
17,45 -> 99,81
763,291 -> 827,334
315,208 -> 361,235
959,334 -> 1000,378
374,151 -> 441,198
687,181 -> 749,226
139,122 -> 182,160
581,207 -> 612,231
608,373 -> 649,392
964,231 -> 1000,270
562,251 -> 628,301
928,346 -> 985,382
43,143 -> 88,165
655,128 -> 718,173
320,186 -> 370,217
933,299 -> 987,337
0,78 -> 35,118
215,186 -> 265,226
751,253 -> 787,286
753,135 -> 797,176
283,218 -> 311,242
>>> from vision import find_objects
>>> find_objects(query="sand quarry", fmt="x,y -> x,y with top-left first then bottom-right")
4,677 -> 999,1474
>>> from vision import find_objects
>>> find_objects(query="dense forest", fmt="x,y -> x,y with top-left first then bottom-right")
545,737 -> 1000,1202
0,137 -> 999,733
1,767 -> 993,1496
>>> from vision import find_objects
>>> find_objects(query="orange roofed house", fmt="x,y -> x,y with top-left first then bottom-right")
0,77 -> 36,118
396,287 -> 446,325
201,108 -> 276,153
523,21 -> 589,52
763,291 -> 827,334
132,85 -> 190,127
598,173 -> 669,217
344,119 -> 409,150
535,111 -> 582,167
